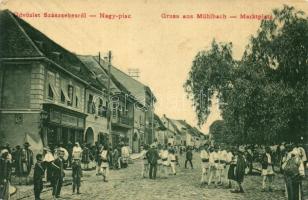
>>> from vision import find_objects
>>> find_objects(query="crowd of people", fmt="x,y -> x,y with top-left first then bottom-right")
0,141 -> 131,200
139,142 -> 306,200
0,141 -> 306,200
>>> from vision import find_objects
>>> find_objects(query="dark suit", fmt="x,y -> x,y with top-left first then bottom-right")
51,158 -> 65,197
147,148 -> 159,179
33,162 -> 45,200
0,158 -> 10,199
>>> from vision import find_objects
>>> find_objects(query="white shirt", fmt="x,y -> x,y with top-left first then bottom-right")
226,152 -> 233,163
297,147 -> 307,162
160,150 -> 169,159
72,146 -> 83,160
200,150 -> 209,159
219,150 -> 228,161
266,153 -> 272,164
209,152 -> 218,164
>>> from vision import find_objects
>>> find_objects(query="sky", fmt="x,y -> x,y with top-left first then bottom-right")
1,0 -> 307,134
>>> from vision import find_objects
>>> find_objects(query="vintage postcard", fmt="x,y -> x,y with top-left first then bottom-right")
0,0 -> 307,199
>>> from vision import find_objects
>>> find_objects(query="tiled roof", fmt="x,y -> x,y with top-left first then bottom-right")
93,56 -> 156,106
177,120 -> 204,137
0,10 -> 41,58
154,114 -> 167,130
0,9 -> 102,89
77,55 -> 121,93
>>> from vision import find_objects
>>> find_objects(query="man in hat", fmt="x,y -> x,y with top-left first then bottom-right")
33,153 -> 45,200
147,144 -> 159,179
51,149 -> 65,199
43,146 -> 54,184
72,153 -> 82,194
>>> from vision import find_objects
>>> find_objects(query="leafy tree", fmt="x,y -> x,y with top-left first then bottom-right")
184,5 -> 308,144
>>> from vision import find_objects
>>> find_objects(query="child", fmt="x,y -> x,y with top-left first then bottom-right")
33,153 -> 45,200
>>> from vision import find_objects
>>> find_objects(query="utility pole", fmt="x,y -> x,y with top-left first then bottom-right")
107,51 -> 112,147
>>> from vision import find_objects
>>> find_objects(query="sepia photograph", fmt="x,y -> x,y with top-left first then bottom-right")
0,0 -> 307,199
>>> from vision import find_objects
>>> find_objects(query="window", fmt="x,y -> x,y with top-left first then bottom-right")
75,96 -> 78,108
75,86 -> 80,108
60,87 -> 70,104
61,91 -> 65,103
67,85 -> 74,106
87,94 -> 96,114
98,98 -> 103,117
48,84 -> 54,99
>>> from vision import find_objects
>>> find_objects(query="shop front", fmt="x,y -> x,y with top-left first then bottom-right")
42,104 -> 87,149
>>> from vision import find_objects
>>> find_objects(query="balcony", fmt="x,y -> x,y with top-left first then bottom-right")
111,115 -> 133,128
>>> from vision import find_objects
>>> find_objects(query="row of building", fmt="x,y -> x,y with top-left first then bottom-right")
0,9 -> 206,154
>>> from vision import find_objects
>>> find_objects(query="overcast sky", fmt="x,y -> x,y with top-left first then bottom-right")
2,0 -> 307,133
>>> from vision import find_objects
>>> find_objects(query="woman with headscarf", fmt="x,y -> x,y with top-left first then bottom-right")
231,149 -> 246,193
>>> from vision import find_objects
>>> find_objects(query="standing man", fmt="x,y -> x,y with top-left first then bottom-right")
51,150 -> 65,199
208,146 -> 218,187
112,147 -> 119,170
147,144 -> 159,180
185,146 -> 193,169
33,154 -> 45,200
43,147 -> 54,184
261,147 -> 274,192
200,144 -> 210,186
72,144 -> 82,195
100,146 -> 110,182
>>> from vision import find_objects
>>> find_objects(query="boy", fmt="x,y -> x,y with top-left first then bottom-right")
33,153 -> 45,200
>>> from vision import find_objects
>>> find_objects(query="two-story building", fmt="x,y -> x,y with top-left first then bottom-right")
0,10 -> 103,152
97,57 -> 156,153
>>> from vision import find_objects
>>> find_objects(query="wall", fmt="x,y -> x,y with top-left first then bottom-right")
84,88 -> 108,145
0,61 -> 45,154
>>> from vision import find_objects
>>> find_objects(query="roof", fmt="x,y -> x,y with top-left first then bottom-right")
177,120 -> 204,137
0,9 -> 102,89
77,55 -> 121,93
154,114 -> 167,130
93,56 -> 156,106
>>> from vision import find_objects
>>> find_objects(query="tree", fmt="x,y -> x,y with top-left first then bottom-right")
184,5 -> 308,144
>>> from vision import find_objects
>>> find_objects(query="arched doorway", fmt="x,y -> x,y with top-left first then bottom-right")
132,131 -> 139,153
85,127 -> 94,145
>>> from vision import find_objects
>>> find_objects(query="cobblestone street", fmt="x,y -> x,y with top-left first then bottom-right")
12,154 -> 308,200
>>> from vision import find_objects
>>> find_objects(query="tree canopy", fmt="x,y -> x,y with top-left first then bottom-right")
184,5 -> 308,144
